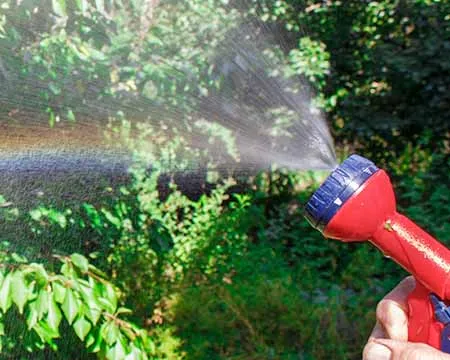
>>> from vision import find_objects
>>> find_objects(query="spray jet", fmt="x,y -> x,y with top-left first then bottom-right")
305,154 -> 450,352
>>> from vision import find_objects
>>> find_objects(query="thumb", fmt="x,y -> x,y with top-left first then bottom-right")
365,338 -> 450,360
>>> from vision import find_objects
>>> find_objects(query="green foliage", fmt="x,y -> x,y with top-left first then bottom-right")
394,148 -> 450,243
169,262 -> 370,360
80,159 -> 244,319
0,246 -> 154,358
0,196 -> 19,221
253,0 -> 450,140
287,37 -> 330,90
0,137 -> 448,359
0,1 -> 448,359
0,0 -> 241,125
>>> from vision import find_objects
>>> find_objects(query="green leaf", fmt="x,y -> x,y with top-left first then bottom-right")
105,283 -> 118,312
86,304 -> 102,325
27,264 -> 49,284
107,339 -> 126,360
0,273 -> 12,312
62,289 -> 79,325
121,325 -> 137,343
75,0 -> 88,14
99,298 -> 115,313
48,82 -> 62,95
60,263 -> 73,277
26,302 -> 39,329
73,316 -> 92,341
102,209 -> 122,229
88,48 -> 107,62
94,282 -> 116,313
52,282 -> 66,304
101,321 -> 120,346
11,253 -> 27,263
36,290 -> 49,319
79,286 -> 102,325
67,109 -> 76,122
11,271 -> 29,314
125,346 -> 144,360
88,328 -> 103,353
52,0 -> 67,17
88,304 -> 102,326
71,253 -> 89,273
49,111 -> 56,128
47,294 -> 62,333
83,204 -> 102,229
85,333 -> 95,349
34,321 -> 59,342
115,307 -> 132,316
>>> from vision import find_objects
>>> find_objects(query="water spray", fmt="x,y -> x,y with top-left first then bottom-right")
305,154 -> 450,352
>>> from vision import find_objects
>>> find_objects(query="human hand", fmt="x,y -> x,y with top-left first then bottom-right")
363,276 -> 450,360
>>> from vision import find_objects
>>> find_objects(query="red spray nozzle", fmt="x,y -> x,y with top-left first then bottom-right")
305,155 -> 450,351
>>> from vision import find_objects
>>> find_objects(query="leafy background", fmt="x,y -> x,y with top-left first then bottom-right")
0,0 -> 449,359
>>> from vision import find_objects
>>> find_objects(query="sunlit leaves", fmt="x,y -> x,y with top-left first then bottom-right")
83,204 -> 102,230
67,109 -> 76,122
288,37 -> 330,89
51,0 -> 67,18
35,290 -> 49,320
101,209 -> 122,230
33,321 -> 59,343
10,272 -> 28,314
48,111 -> 56,128
26,304 -> 39,330
61,289 -> 79,325
74,317 -> 91,341
78,282 -> 102,325
47,295 -> 62,333
30,207 -> 69,229
75,0 -> 88,15
0,196 -> 19,221
106,340 -> 126,360
101,320 -> 121,346
52,282 -> 67,304
0,254 -> 154,358
71,254 -> 89,273
0,273 -> 12,313
257,0 -> 450,135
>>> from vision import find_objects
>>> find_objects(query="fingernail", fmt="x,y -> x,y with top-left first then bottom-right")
365,343 -> 392,360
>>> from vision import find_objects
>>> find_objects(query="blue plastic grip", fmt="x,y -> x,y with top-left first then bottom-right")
304,154 -> 379,231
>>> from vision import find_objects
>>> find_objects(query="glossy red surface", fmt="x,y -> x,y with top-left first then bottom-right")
323,169 -> 450,348
408,281 -> 443,347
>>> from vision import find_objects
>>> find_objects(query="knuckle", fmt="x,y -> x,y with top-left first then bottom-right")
362,342 -> 373,360
376,299 -> 394,325
362,342 -> 388,360
376,299 -> 406,332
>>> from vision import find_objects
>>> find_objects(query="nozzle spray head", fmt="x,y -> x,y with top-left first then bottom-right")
305,154 -> 379,230
305,154 -> 396,241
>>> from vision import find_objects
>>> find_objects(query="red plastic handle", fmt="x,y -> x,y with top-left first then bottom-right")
320,168 -> 450,350
407,280 -> 443,349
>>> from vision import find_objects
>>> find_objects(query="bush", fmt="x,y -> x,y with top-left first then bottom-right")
0,246 -> 154,359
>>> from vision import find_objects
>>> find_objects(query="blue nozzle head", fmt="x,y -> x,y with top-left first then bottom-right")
304,154 -> 379,231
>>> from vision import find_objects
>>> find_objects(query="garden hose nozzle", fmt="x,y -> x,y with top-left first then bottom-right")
305,154 -> 450,352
